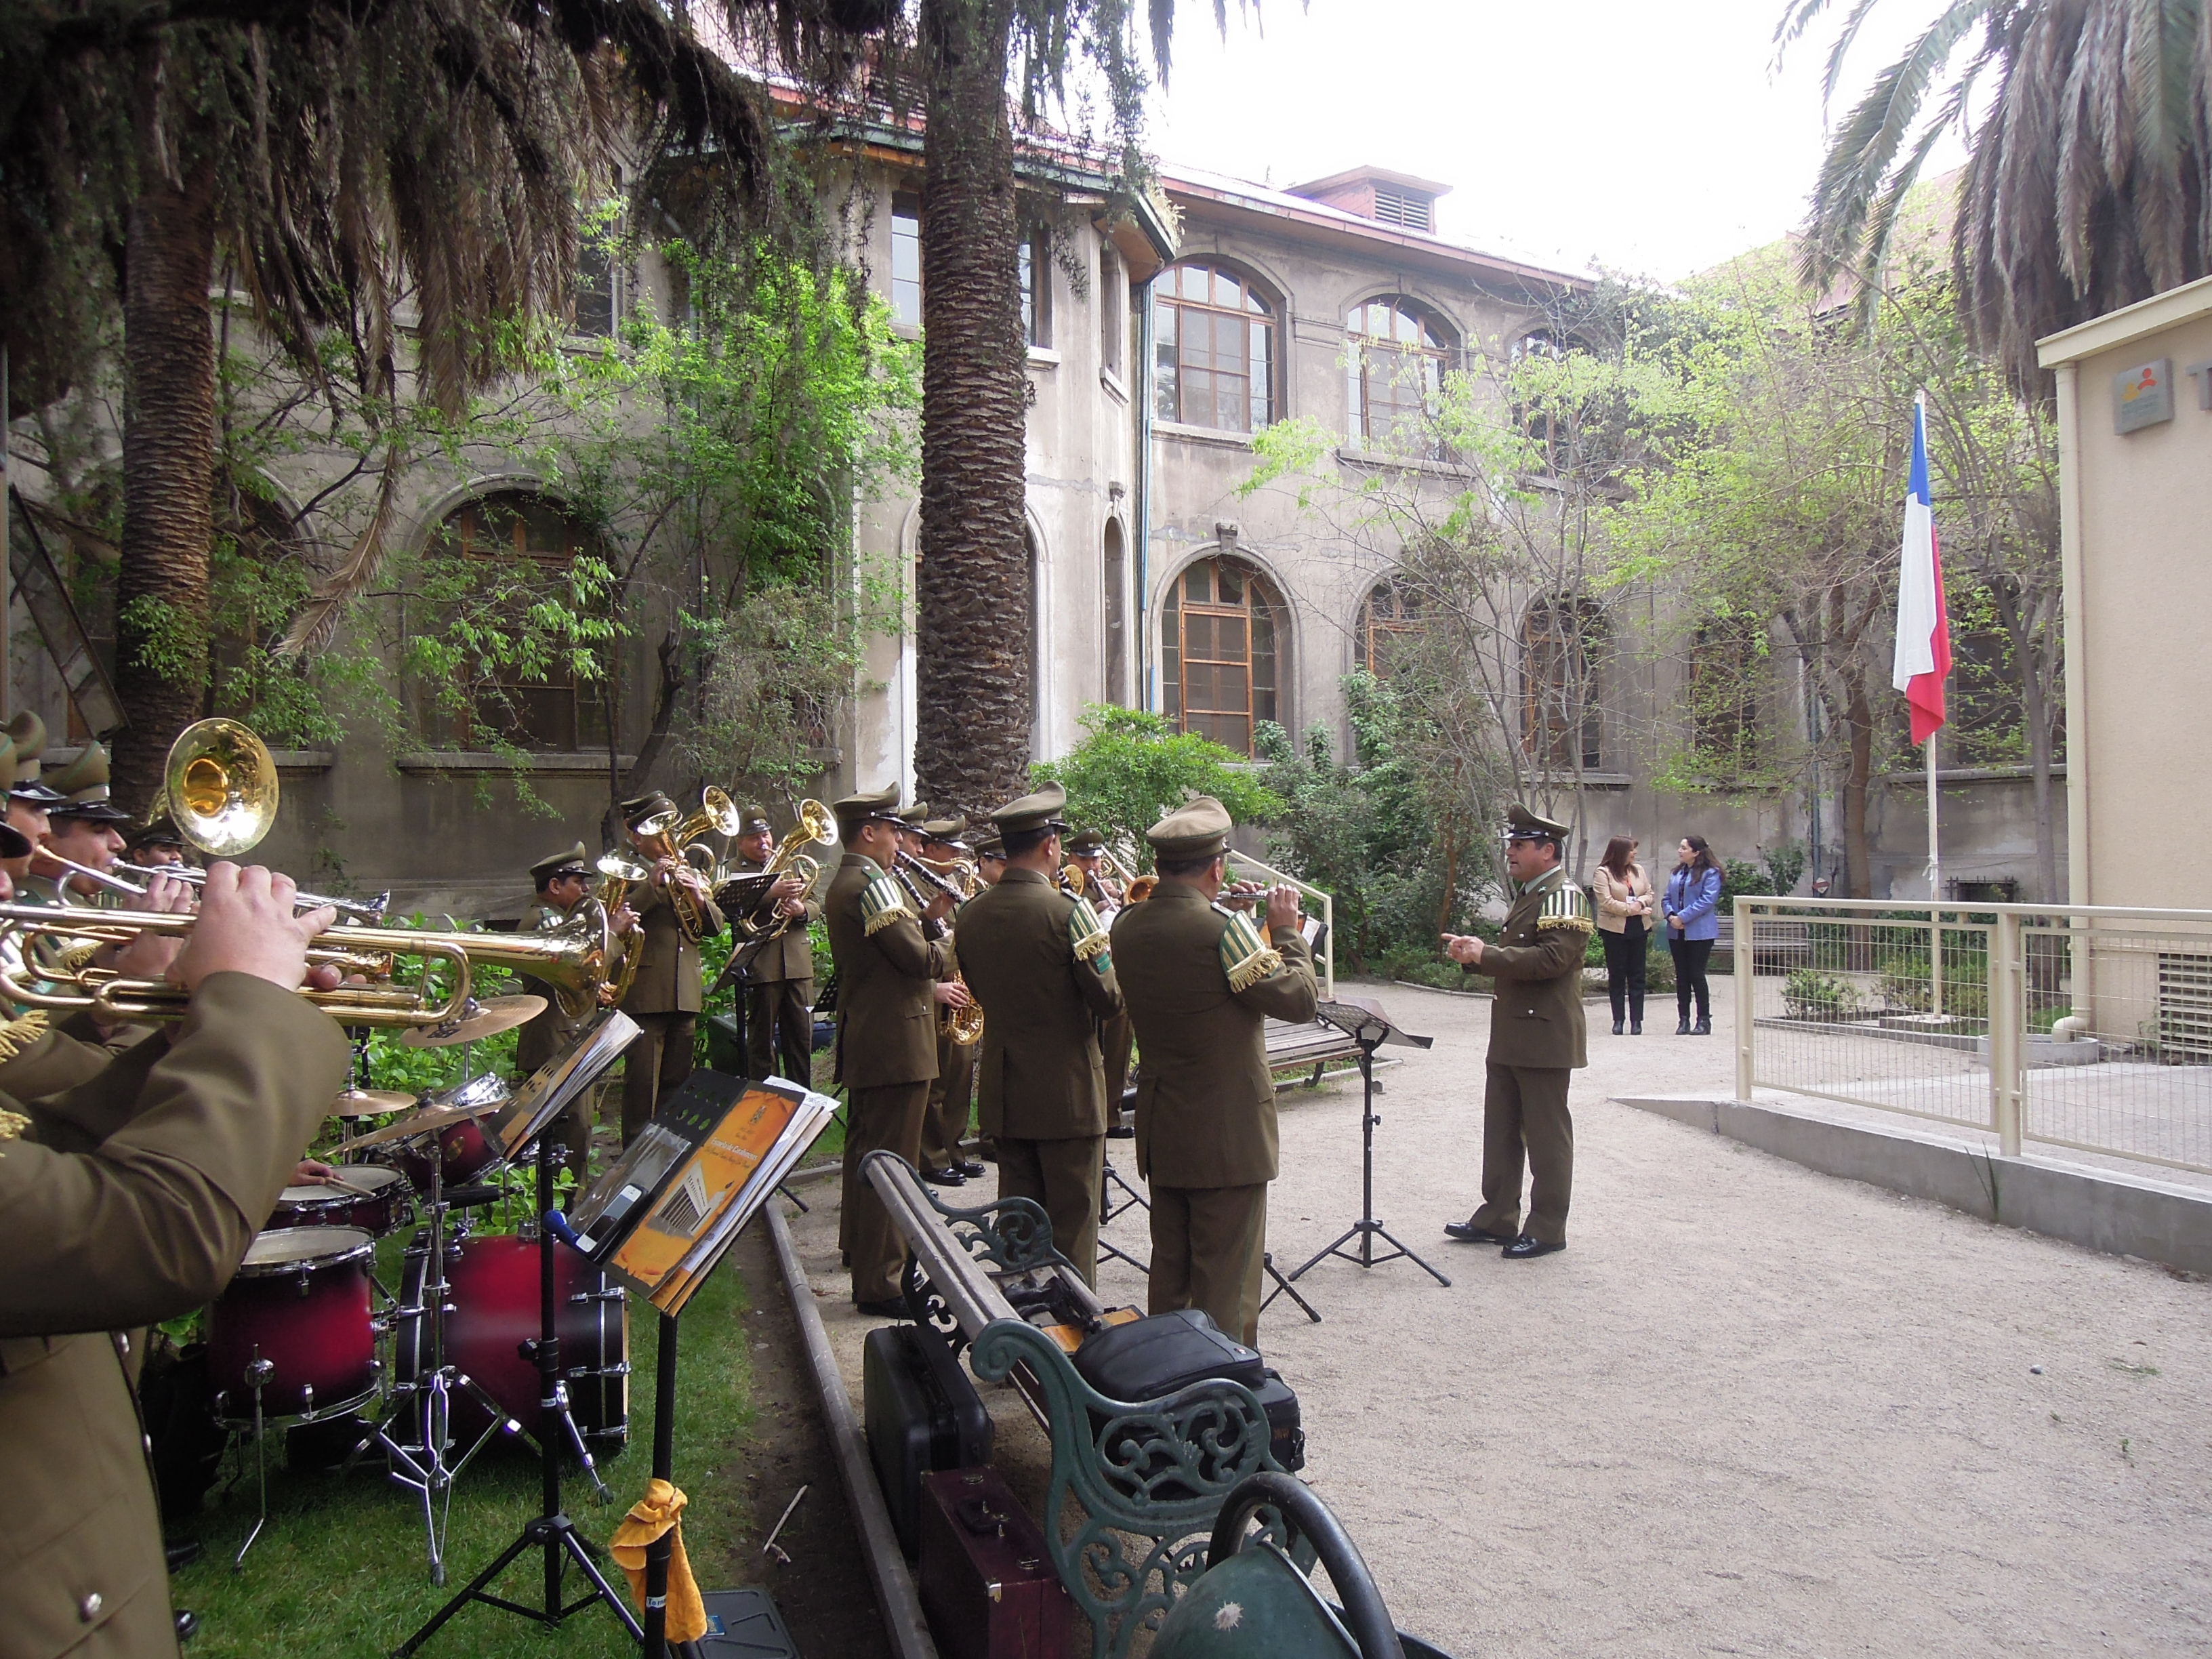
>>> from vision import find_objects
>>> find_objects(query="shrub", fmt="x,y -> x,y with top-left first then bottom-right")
1782,968 -> 1860,1021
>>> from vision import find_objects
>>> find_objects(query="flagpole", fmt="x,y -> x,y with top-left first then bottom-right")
1918,389 -> 1944,1018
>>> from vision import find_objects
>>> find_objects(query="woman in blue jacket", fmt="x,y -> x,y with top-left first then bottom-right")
1662,835 -> 1723,1034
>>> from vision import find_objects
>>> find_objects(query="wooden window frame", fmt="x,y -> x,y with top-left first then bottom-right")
890,192 -> 923,329
1347,298 -> 1452,447
1153,263 -> 1277,433
438,494 -> 607,754
1162,555 -> 1282,757
1521,596 -> 1603,770
1357,580 -> 1422,679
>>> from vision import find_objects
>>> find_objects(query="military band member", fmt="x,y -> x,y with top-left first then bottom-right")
0,735 -> 59,901
1111,797 -> 1317,1347
1440,803 -> 1592,1259
825,785 -> 964,1313
0,863 -> 351,1659
26,742 -> 132,905
516,841 -> 635,1181
615,792 -> 726,1145
956,785 -> 1125,1284
125,817 -> 190,869
725,806 -> 819,1085
975,834 -> 1006,887
917,814 -> 983,1186
1068,830 -> 1136,1139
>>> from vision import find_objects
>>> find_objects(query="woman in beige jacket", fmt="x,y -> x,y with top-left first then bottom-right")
1591,836 -> 1654,1034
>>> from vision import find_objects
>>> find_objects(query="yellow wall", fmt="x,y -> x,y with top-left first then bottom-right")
2043,282 -> 2212,912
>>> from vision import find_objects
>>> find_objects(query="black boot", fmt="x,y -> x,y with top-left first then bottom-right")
1631,1020 -> 1643,1035
1676,1016 -> 1691,1035
1612,1019 -> 1624,1036
1693,1017 -> 1712,1036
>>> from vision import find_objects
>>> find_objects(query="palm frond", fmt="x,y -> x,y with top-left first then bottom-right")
273,453 -> 405,660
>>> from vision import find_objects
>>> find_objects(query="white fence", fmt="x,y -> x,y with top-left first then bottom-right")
1733,897 -> 2212,1176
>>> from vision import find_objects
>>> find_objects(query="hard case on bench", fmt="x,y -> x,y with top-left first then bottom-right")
863,1323 -> 994,1558
1071,1309 -> 1305,1472
918,1467 -> 1075,1659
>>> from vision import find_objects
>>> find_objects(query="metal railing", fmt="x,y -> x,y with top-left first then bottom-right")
1733,897 -> 2212,1176
1225,852 -> 1334,1000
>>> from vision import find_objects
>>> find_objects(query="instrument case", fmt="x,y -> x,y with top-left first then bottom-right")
918,1466 -> 1075,1659
863,1323 -> 994,1557
1073,1310 -> 1305,1474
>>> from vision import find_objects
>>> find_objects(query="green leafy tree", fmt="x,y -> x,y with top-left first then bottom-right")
1032,705 -> 1281,869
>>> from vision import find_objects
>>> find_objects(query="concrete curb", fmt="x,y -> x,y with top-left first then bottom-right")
1615,1093 -> 2212,1275
764,1201 -> 940,1659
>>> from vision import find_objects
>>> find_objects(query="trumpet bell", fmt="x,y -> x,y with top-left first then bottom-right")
166,718 -> 278,857
795,798 -> 838,849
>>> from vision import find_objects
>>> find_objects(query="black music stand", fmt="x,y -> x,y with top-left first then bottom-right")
395,1017 -> 642,1656
1284,998 -> 1449,1292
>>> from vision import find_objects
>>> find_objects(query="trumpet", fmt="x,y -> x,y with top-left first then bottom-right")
0,902 -> 609,1025
107,860 -> 390,922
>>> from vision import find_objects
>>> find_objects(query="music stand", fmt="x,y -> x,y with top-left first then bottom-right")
1284,998 -> 1450,1292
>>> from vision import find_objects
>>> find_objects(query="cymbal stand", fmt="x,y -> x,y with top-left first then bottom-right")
356,1149 -> 516,1584
396,1132 -> 638,1655
231,1353 -> 276,1568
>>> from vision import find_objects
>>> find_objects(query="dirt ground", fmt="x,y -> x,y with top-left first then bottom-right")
780,981 -> 2212,1658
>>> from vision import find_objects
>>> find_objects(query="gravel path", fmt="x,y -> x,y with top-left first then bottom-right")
792,980 -> 2212,1657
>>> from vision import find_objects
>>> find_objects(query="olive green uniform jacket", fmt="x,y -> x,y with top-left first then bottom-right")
826,853 -> 948,1089
1462,865 -> 1591,1069
0,975 -> 352,1659
1111,885 -> 1319,1187
617,876 -> 725,1018
955,868 -> 1125,1141
725,855 -> 819,985
516,895 -> 596,1073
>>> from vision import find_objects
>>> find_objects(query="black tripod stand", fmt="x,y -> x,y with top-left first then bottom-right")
395,1134 -> 639,1656
1285,999 -> 1450,1292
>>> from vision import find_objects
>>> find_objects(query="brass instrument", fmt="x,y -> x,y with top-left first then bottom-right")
110,860 -> 390,922
728,800 -> 837,941
0,901 -> 608,1025
627,797 -> 716,942
644,785 -> 743,857
168,718 -> 280,857
593,850 -> 652,1003
939,973 -> 984,1046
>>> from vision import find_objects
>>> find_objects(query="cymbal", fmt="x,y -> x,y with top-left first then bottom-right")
397,994 -> 547,1049
332,1097 -> 506,1153
330,1088 -> 415,1118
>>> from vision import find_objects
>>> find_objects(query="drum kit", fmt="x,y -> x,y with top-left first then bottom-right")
207,998 -> 632,1578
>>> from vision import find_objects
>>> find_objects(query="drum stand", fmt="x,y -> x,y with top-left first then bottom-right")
1098,1155 -> 1150,1273
395,1133 -> 638,1655
354,1153 -> 515,1584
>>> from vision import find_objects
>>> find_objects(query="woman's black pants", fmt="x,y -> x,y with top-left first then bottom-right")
1601,924 -> 1647,1025
1672,937 -> 1715,1024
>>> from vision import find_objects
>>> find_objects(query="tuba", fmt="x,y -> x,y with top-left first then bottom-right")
628,800 -> 714,941
727,799 -> 838,941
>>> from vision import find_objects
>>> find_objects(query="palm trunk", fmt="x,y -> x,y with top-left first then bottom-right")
116,64 -> 220,813
913,0 -> 1029,813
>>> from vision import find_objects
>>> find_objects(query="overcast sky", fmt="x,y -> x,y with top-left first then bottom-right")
1145,0 -> 1969,283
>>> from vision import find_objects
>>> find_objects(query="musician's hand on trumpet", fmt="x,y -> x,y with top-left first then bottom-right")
169,863 -> 339,994
1440,932 -> 1484,966
100,868 -> 197,982
932,978 -> 973,1010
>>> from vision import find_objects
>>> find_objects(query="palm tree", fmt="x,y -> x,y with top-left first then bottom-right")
1781,0 -> 2212,385
1,0 -> 872,805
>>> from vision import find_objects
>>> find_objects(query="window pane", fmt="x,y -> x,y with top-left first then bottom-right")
1185,565 -> 1212,603
1215,565 -> 1243,605
575,245 -> 615,337
1018,239 -> 1034,344
891,194 -> 922,329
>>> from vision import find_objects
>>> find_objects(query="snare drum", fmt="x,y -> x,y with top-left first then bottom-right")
392,1231 -> 628,1451
268,1164 -> 415,1237
386,1075 -> 510,1193
207,1227 -> 379,1423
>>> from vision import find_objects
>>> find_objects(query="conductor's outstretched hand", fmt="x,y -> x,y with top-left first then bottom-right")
170,863 -> 339,992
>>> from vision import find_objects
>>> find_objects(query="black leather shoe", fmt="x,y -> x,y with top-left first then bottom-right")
1693,1019 -> 1713,1036
176,1610 -> 201,1643
1501,1235 -> 1565,1260
920,1166 -> 966,1187
1106,1120 -> 1136,1139
1444,1221 -> 1517,1245
1630,1021 -> 1643,1035
1676,1018 -> 1691,1035
853,1298 -> 905,1318
957,1159 -> 986,1177
165,1540 -> 204,1574
1611,1019 -> 1624,1036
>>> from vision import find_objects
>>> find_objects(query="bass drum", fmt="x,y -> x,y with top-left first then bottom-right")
206,1227 -> 379,1424
392,1230 -> 628,1453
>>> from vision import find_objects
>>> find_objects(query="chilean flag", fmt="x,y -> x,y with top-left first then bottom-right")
1891,393 -> 1950,745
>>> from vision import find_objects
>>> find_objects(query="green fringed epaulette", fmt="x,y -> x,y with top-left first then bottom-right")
860,870 -> 916,937
0,1009 -> 48,1063
1067,895 -> 1111,971
1214,906 -> 1284,994
1536,881 -> 1595,935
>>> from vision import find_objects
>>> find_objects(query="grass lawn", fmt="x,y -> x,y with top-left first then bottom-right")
171,1252 -> 757,1658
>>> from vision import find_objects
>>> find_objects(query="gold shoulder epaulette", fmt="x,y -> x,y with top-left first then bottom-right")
1213,905 -> 1284,994
0,1009 -> 48,1063
1537,881 -> 1595,935
860,870 -> 916,937
0,1105 -> 26,1145
1066,894 -> 1111,969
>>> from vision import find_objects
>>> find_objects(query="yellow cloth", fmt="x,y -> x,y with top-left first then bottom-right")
609,1477 -> 708,1643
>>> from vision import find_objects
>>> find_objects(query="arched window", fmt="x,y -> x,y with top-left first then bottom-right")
1346,297 -> 1452,445
1153,263 -> 1277,432
1162,556 -> 1286,756
1356,579 -> 1422,679
1521,596 -> 1604,769
1103,520 -> 1128,705
427,491 -> 608,752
